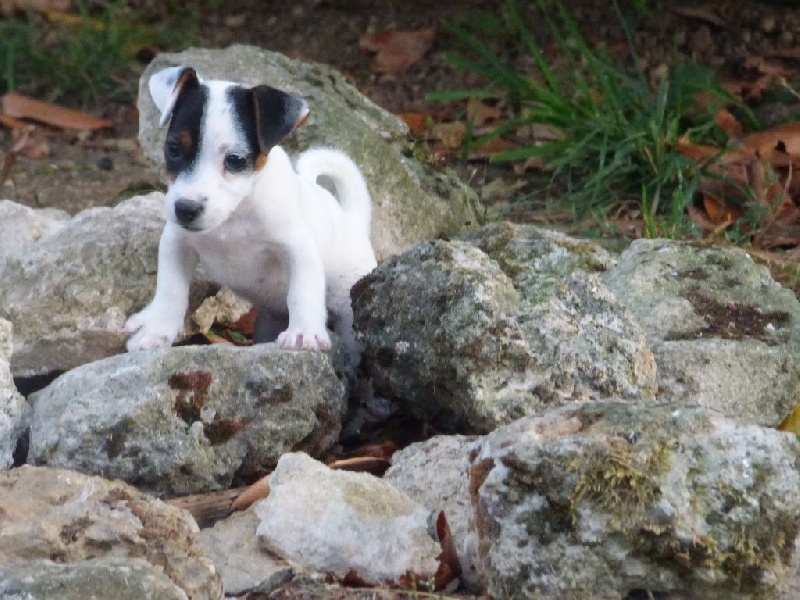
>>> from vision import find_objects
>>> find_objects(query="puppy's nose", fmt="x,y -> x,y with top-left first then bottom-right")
174,198 -> 204,225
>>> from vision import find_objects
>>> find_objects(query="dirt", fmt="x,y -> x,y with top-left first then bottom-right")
3,0 -> 800,216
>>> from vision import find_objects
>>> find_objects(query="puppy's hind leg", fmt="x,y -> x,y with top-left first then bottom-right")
253,308 -> 289,344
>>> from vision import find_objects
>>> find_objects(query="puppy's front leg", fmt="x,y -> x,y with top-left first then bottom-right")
126,223 -> 198,351
277,241 -> 330,352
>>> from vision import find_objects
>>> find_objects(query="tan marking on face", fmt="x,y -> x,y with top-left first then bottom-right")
255,154 -> 267,171
178,129 -> 194,154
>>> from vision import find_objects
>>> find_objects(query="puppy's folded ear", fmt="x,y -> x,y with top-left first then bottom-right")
149,66 -> 202,127
251,86 -> 310,154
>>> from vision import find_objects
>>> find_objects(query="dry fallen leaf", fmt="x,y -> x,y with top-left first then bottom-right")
434,511 -> 461,590
2,92 -> 113,131
0,0 -> 70,15
11,125 -> 50,159
359,28 -> 436,74
777,401 -> 800,434
230,477 -> 270,511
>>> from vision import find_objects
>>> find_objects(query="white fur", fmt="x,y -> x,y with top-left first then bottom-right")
126,71 -> 376,352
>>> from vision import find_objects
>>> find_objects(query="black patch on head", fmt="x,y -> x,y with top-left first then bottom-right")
164,82 -> 207,176
228,85 -> 307,161
227,87 -> 261,166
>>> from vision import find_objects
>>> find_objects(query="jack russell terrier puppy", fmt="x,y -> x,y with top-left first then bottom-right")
125,66 -> 377,352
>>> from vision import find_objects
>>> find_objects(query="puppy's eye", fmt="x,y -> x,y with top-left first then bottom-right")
224,153 -> 248,173
165,140 -> 181,160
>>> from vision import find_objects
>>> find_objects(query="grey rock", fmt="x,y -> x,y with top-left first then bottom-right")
0,200 -> 70,255
256,452 -> 440,584
0,558 -> 188,600
139,46 -> 482,260
197,507 -> 292,596
605,239 -> 800,425
354,222 -> 656,433
0,319 -> 29,470
28,344 -> 346,495
0,465 -> 221,599
384,434 -> 481,591
0,193 -> 213,378
470,403 -> 800,600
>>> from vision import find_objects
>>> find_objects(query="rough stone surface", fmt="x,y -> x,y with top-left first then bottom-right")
0,558 -> 189,600
197,507 -> 292,596
0,319 -> 29,469
384,434 -> 481,590
354,222 -> 656,433
470,403 -> 800,600
139,46 -> 482,260
605,239 -> 800,426
28,344 -> 347,495
0,199 -> 70,255
256,452 -> 440,584
0,465 -> 221,599
0,193 -> 213,378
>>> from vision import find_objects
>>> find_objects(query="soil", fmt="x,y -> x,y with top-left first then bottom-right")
3,0 -> 800,217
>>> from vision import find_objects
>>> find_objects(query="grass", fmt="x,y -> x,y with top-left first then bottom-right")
432,0 -> 749,237
0,1 -> 201,106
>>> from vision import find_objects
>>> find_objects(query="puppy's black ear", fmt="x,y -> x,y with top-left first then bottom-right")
150,66 -> 202,127
251,86 -> 309,154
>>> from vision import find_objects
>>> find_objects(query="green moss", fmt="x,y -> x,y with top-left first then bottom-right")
569,439 -> 672,525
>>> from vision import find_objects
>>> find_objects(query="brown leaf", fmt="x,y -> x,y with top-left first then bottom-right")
359,29 -> 435,74
715,109 -> 743,139
231,477 -> 270,511
327,456 -> 391,475
434,511 -> 461,590
667,5 -> 726,28
2,92 -> 113,131
0,0 -> 70,15
11,125 -> 50,159
398,111 -> 431,134
743,121 -> 800,161
702,192 -> 742,225
430,121 -> 466,149
466,98 -> 502,128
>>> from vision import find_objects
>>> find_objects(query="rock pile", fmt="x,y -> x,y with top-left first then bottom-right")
1,46 -> 799,600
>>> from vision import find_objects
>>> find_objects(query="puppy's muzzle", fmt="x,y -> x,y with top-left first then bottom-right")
174,198 -> 205,228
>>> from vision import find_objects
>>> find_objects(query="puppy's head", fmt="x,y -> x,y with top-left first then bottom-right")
149,66 -> 309,231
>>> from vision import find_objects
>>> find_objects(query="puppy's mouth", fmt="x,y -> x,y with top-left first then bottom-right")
177,222 -> 204,232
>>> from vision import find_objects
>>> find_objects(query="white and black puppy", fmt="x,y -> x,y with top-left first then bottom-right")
125,66 -> 377,352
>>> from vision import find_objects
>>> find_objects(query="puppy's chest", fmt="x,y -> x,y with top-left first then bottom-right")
191,225 -> 288,299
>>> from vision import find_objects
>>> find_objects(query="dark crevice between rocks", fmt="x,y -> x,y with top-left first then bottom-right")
666,291 -> 793,342
14,371 -> 63,397
12,428 -> 28,467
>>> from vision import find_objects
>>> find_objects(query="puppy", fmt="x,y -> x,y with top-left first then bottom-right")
126,66 -> 377,352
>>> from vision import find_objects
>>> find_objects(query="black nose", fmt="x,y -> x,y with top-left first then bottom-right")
174,198 -> 204,224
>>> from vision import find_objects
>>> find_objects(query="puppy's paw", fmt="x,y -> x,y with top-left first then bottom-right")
125,309 -> 182,351
277,327 -> 331,352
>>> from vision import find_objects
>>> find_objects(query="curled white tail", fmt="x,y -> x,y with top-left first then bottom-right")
295,148 -> 372,237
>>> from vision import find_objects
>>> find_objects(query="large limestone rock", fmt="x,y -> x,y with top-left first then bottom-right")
605,239 -> 800,425
469,403 -> 800,600
138,45 -> 482,260
197,508 -> 292,596
0,193 -> 213,378
0,319 -> 29,469
0,465 -> 221,599
354,222 -> 656,433
28,344 -> 346,495
384,434 -> 481,590
0,558 -> 189,600
255,452 -> 440,584
0,199 -> 69,255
